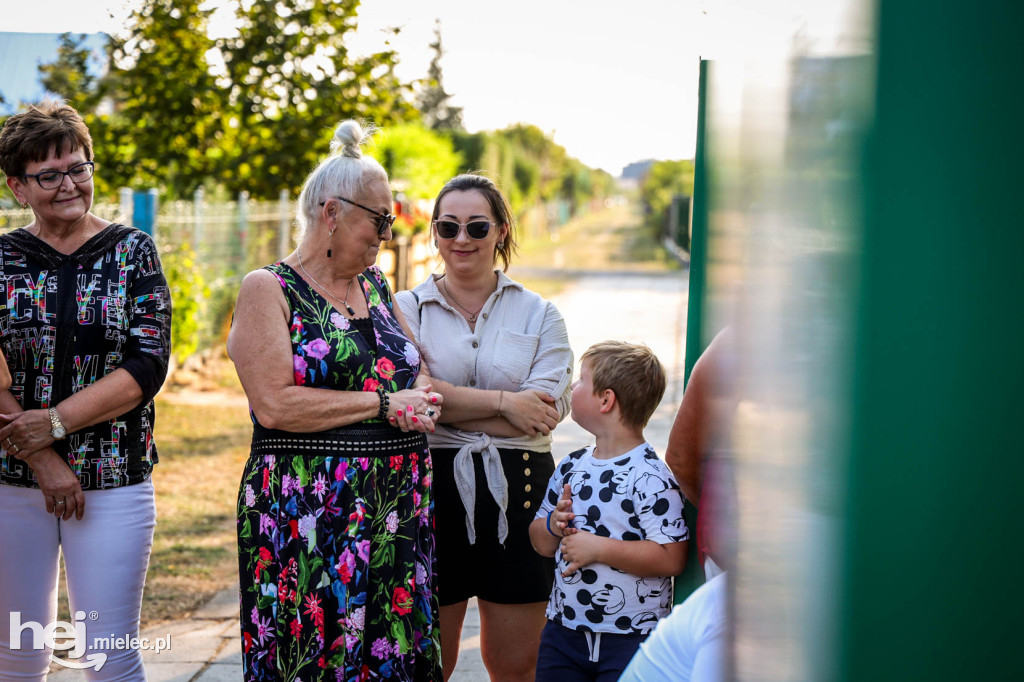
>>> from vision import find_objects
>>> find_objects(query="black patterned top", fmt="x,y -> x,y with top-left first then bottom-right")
0,224 -> 171,490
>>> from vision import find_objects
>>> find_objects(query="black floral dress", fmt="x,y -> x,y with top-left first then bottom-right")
237,263 -> 441,682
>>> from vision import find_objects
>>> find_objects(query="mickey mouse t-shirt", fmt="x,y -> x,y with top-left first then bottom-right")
537,443 -> 688,634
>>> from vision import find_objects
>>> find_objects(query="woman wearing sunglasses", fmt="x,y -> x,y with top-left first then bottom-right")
228,120 -> 442,680
396,174 -> 574,681
0,101 -> 171,678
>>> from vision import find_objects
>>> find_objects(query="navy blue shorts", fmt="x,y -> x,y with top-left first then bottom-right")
535,620 -> 649,682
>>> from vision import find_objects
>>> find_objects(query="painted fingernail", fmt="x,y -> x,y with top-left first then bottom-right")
431,396 -> 437,404
389,417 -> 396,423
412,416 -> 418,423
406,406 -> 413,413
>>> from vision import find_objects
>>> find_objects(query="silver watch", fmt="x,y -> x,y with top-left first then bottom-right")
49,407 -> 67,440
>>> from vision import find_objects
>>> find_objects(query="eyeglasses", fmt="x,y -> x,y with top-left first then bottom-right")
21,161 -> 95,190
433,219 -> 498,240
319,196 -> 396,237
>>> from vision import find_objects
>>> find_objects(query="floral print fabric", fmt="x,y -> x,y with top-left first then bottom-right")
237,263 -> 441,681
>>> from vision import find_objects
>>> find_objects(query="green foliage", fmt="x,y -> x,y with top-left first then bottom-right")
370,123 -> 461,201
37,34 -> 100,111
216,0 -> 413,199
640,159 -> 695,234
160,242 -> 208,362
449,125 -> 614,218
105,0 -> 220,199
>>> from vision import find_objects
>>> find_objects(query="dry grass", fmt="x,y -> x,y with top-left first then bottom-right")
142,397 -> 251,625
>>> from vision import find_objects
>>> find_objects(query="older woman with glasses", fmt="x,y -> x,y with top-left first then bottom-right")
228,120 -> 442,681
396,174 -> 573,681
0,101 -> 171,679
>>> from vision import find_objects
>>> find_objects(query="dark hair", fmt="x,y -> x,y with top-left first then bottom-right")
432,173 -> 517,272
0,101 -> 94,179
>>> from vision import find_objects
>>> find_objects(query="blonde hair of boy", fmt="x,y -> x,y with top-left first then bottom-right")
581,341 -> 666,429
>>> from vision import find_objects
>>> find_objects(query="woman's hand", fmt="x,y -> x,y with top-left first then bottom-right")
499,389 -> 559,437
388,385 -> 443,433
27,449 -> 85,520
0,409 -> 55,457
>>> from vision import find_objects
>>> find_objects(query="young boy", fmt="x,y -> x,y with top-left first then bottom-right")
530,341 -> 689,681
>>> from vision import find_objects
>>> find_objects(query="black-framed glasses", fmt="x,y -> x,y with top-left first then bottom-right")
434,219 -> 497,240
21,161 -> 95,190
319,196 -> 396,237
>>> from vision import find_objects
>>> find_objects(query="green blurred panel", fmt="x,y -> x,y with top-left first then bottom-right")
674,59 -> 711,606
839,2 -> 1024,680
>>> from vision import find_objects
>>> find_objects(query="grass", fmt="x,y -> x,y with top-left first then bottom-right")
142,398 -> 251,624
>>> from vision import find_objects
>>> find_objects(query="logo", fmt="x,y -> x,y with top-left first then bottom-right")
9,611 -> 172,670
10,611 -> 106,670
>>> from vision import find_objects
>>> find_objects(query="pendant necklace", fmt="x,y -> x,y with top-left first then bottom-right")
296,249 -> 356,316
441,277 -> 484,324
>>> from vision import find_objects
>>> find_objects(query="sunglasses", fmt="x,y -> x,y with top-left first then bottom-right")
319,196 -> 396,237
433,219 -> 499,240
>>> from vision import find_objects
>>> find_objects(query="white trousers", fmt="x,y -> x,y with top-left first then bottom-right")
0,480 -> 156,681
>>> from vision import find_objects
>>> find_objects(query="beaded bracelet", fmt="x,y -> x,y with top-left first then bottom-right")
376,386 -> 390,421
546,510 -> 560,538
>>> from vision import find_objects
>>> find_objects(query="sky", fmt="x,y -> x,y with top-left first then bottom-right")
2,0 -> 867,176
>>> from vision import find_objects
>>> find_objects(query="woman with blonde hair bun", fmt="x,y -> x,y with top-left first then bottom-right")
229,119 -> 442,680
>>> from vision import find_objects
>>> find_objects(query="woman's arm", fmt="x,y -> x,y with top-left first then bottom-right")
228,269 -> 436,433
430,298 -> 573,437
0,351 -> 11,392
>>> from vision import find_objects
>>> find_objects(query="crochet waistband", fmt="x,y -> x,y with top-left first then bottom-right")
250,422 -> 427,458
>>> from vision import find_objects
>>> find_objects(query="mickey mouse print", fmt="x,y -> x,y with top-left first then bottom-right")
536,443 -> 688,634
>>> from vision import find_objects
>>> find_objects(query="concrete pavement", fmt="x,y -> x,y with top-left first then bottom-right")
48,270 -> 689,681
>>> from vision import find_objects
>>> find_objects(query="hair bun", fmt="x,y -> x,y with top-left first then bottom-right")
329,119 -> 378,158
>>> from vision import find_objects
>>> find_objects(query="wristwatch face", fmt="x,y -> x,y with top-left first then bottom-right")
52,425 -> 66,439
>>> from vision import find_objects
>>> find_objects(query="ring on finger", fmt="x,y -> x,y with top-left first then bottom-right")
425,408 -> 437,418
10,444 -> 20,454
55,499 -> 66,507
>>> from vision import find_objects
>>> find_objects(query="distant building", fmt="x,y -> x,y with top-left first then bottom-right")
620,159 -> 656,182
0,32 -> 108,115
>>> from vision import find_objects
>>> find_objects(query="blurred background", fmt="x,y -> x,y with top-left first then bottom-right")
3,0 -> 1022,679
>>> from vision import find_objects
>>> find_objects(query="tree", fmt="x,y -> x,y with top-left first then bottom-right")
640,159 -> 695,235
216,0 -> 413,199
416,21 -> 463,132
370,123 -> 461,201
37,34 -> 101,112
103,0 -> 221,198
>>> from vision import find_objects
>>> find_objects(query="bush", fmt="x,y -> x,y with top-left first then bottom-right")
161,242 -> 209,363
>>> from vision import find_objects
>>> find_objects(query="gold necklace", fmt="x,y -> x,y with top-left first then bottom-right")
441,277 -> 485,323
296,249 -> 356,316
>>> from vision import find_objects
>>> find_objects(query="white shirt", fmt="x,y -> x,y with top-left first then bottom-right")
536,443 -> 689,635
396,271 -> 573,543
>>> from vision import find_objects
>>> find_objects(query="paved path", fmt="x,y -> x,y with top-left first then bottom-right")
49,270 -> 689,682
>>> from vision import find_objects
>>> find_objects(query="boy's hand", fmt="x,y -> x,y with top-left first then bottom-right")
550,483 -> 577,537
559,531 -> 602,576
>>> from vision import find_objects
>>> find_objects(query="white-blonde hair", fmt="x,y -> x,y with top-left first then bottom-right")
296,120 -> 388,235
